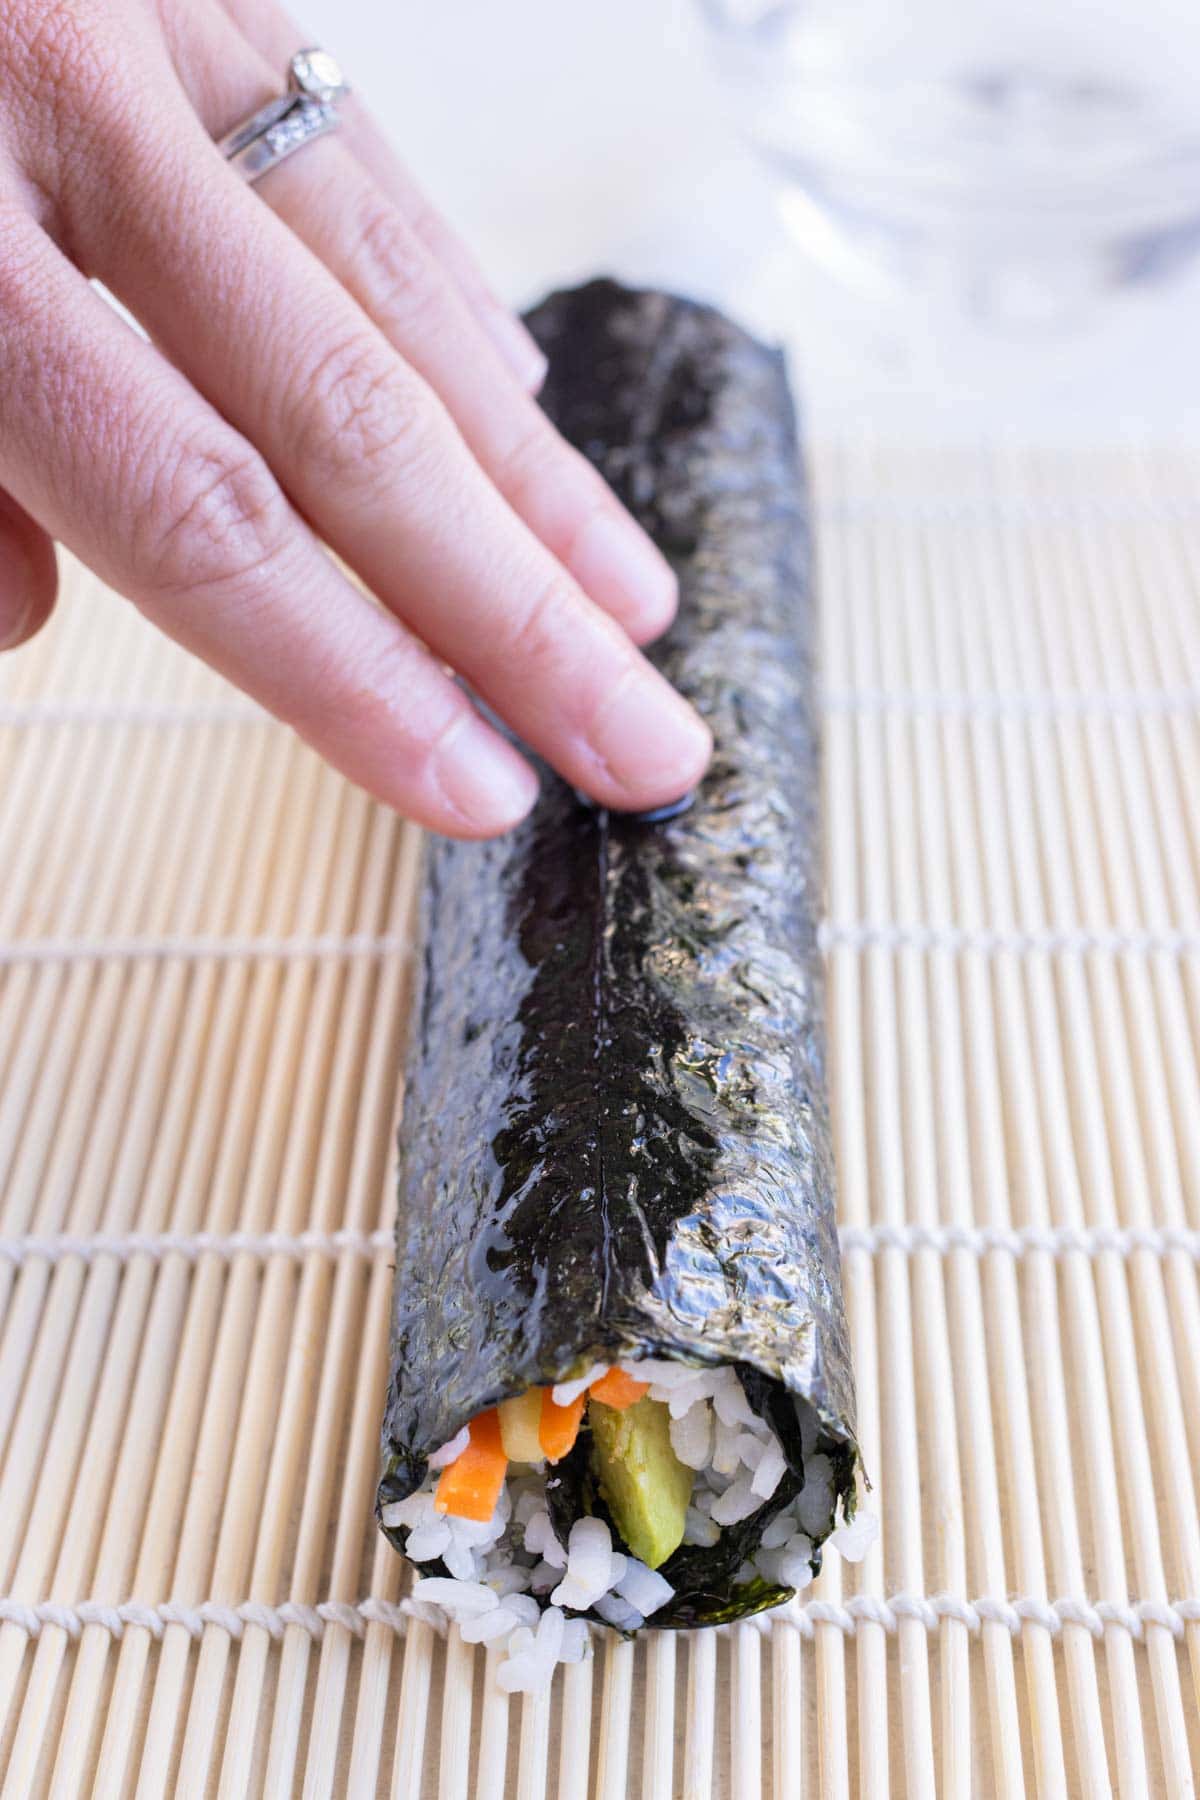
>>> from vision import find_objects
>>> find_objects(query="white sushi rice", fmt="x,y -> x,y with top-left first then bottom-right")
388,1362 -> 870,1692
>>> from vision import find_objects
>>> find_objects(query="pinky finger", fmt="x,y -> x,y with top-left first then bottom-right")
0,486 -> 57,650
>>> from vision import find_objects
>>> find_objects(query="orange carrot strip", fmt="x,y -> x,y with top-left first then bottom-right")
434,1408 -> 508,1521
588,1367 -> 650,1410
538,1389 -> 586,1462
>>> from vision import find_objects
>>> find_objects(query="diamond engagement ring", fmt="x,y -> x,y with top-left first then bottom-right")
219,49 -> 350,185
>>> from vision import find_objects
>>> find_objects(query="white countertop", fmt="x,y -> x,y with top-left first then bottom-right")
306,0 -> 1200,445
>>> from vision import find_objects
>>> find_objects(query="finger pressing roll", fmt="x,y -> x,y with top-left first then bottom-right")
61,85 -> 709,812
0,209 -> 538,836
0,484 -> 57,650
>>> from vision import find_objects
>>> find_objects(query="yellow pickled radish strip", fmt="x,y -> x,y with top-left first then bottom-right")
434,1408 -> 508,1521
498,1389 -> 545,1461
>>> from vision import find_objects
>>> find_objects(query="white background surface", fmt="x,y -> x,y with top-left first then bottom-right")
302,0 -> 1200,444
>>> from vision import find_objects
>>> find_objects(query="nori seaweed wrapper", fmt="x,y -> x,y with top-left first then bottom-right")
378,280 -> 858,1628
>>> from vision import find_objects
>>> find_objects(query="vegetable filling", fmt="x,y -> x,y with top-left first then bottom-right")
382,1359 -> 873,1693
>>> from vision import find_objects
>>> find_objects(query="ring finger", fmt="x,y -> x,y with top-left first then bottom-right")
217,0 -> 552,397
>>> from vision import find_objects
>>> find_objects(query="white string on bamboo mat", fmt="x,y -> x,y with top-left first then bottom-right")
0,1226 -> 395,1266
4,1592 -> 1199,1646
0,1596 -> 440,1643
820,919 -> 1200,957
3,1220 -> 1198,1269
3,919 -> 1200,966
0,930 -> 412,966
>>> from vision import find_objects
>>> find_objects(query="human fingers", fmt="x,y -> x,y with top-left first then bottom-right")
179,11 -> 677,647
0,485 -> 57,650
0,205 -> 538,837
70,102 -> 711,811
215,0 -> 550,392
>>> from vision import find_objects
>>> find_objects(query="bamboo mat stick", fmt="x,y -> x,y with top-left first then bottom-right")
345,1538 -> 405,1798
1026,500 -> 1200,1761
92,745 -> 330,1796
1067,514 -> 1200,1477
769,1621 -> 803,1800
868,466 -> 972,1796
642,1628 -> 676,1799
0,622 -> 162,1235
965,524 -> 1125,1794
0,689 -> 204,1585
845,487 -> 937,1795
163,783 -> 371,1794
42,729 -> 284,1800
682,1632 -> 715,1800
390,1615 -> 435,1798
517,1682 -> 553,1800
594,1635 -> 634,1800
918,498 -> 1069,1796
215,810 -> 402,1792
258,832 -> 417,1795
893,497 -> 1025,1799
0,720 -> 273,1784
942,502 -> 1112,1797
979,507 -> 1151,1799
816,444 -> 887,1800
730,1626 -> 762,1800
556,1644 -> 592,1800
439,1628 -> 476,1800
477,1644 -> 513,1800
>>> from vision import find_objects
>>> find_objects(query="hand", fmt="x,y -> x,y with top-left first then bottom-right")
0,0 -> 713,835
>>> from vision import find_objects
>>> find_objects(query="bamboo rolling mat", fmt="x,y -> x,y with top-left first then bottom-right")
1,443 -> 1200,1796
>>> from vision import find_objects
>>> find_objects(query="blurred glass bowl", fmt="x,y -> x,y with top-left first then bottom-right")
697,0 -> 1200,321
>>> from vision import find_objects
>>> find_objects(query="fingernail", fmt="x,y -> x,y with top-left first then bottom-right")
590,669 -> 713,802
433,711 -> 539,832
568,514 -> 678,639
483,306 -> 549,392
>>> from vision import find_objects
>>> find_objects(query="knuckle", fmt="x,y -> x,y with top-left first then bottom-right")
138,435 -> 290,600
5,4 -> 130,167
352,194 -> 445,335
294,331 -> 442,497
500,571 -> 580,682
318,632 -> 450,758
492,416 -> 563,515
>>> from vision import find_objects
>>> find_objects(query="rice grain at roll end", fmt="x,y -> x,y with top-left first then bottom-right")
377,280 -> 863,1686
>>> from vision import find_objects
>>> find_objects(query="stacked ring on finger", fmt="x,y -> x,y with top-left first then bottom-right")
219,48 -> 349,184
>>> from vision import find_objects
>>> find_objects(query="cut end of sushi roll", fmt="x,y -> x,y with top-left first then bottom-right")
378,1356 -> 858,1688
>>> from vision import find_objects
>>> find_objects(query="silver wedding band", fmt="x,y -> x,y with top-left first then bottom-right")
219,49 -> 349,186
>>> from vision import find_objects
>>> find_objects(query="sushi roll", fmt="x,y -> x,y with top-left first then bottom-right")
377,281 -> 861,1689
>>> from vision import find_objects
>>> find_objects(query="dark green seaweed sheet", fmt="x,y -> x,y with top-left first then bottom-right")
378,280 -> 858,1628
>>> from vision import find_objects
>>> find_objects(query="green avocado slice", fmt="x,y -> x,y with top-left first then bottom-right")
589,1395 -> 693,1569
